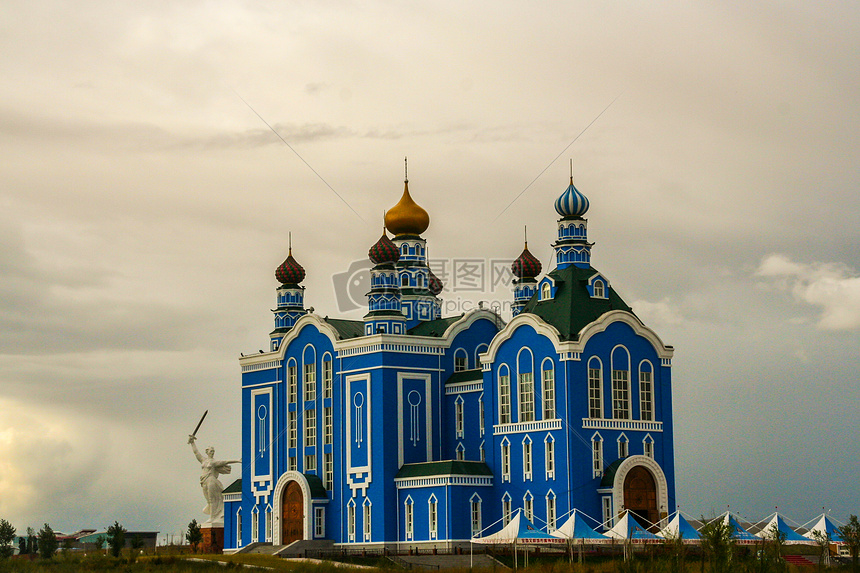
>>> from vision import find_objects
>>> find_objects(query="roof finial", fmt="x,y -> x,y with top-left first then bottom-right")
524,225 -> 528,249
288,231 -> 292,255
570,158 -> 574,184
404,156 -> 408,183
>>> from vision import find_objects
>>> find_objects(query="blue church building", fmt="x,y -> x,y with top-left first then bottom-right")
223,172 -> 676,551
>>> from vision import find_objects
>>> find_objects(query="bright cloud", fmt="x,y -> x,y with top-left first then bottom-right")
756,254 -> 860,330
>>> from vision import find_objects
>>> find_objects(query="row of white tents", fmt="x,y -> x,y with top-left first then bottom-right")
473,508 -> 849,547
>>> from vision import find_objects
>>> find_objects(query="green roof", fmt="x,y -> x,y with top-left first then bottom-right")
407,315 -> 464,337
323,318 -> 365,340
522,265 -> 633,341
223,479 -> 242,494
446,369 -> 483,384
304,473 -> 328,498
396,460 -> 493,479
600,458 -> 626,487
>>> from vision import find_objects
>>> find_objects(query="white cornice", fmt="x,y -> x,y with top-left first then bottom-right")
572,310 -> 673,359
239,313 -> 340,367
480,313 -> 563,365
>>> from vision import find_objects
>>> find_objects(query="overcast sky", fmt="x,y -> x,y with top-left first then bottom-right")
1,0 -> 858,539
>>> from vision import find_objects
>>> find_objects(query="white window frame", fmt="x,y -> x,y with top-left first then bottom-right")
542,363 -> 555,419
314,506 -> 325,538
612,369 -> 630,419
251,507 -> 259,543
324,406 -> 333,445
478,394 -> 485,436
592,433 -> 603,478
456,442 -> 465,461
428,494 -> 438,540
499,370 -> 511,424
287,362 -> 297,403
502,494 -> 512,526
455,396 -> 464,438
618,433 -> 628,459
479,440 -> 485,462
236,508 -> 242,547
404,497 -> 414,540
541,282 -> 551,300
643,434 -> 654,459
288,410 -> 297,449
305,453 -> 316,471
593,280 -> 604,298
322,357 -> 333,399
588,359 -> 603,419
324,452 -> 334,489
304,362 -> 317,402
546,492 -> 556,532
523,492 -> 533,522
265,505 -> 273,542
347,501 -> 356,542
470,494 -> 482,538
305,408 -> 316,448
363,499 -> 372,542
454,349 -> 467,372
602,496 -> 613,528
501,438 -> 511,482
518,372 -> 534,422
522,436 -> 533,481
544,435 -> 555,479
639,363 -> 653,421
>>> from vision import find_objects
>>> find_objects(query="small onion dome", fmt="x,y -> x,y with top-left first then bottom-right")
428,268 -> 444,296
275,249 -> 306,285
554,176 -> 590,218
511,242 -> 542,278
385,180 -> 430,236
368,232 -> 400,264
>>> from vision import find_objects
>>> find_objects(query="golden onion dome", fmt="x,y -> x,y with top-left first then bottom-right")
384,179 -> 430,237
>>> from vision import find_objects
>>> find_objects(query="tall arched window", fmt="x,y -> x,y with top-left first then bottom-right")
541,359 -> 555,419
639,360 -> 654,421
611,346 -> 630,420
541,282 -> 551,300
498,366 -> 511,424
518,348 -> 534,423
593,280 -> 605,298
588,357 -> 603,418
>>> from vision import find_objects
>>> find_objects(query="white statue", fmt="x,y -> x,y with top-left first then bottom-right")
188,434 -> 240,524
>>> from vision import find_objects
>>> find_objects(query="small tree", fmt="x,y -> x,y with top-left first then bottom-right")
0,519 -> 16,559
106,521 -> 127,558
811,530 -> 831,572
840,515 -> 860,573
699,516 -> 734,573
26,527 -> 38,556
130,534 -> 145,560
37,523 -> 58,559
186,519 -> 202,553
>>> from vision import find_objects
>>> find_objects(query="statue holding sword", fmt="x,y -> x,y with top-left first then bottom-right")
187,410 -> 241,523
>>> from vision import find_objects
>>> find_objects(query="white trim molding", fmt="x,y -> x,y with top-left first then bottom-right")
609,455 -> 669,525
271,471 -> 315,545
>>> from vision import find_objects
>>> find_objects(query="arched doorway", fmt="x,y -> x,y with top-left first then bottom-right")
282,481 -> 304,544
623,466 -> 658,529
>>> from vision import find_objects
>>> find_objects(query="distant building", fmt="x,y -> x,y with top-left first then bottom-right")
224,171 -> 676,551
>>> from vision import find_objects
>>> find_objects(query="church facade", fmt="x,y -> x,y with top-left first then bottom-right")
223,173 -> 676,551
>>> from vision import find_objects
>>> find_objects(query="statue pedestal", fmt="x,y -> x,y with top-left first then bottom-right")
201,524 -> 224,554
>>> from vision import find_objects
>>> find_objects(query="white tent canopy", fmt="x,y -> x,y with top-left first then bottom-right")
551,509 -> 612,544
605,511 -> 661,543
472,509 -> 566,545
758,513 -> 814,545
658,511 -> 701,543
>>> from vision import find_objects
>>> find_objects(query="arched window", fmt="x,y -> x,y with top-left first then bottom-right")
417,274 -> 424,288
639,360 -> 654,421
404,496 -> 414,540
517,348 -> 535,423
593,280 -> 605,298
611,346 -> 630,420
587,357 -> 603,418
401,274 -> 409,287
592,432 -> 603,478
541,282 -> 551,300
541,359 -> 555,419
454,348 -> 467,371
498,365 -> 511,424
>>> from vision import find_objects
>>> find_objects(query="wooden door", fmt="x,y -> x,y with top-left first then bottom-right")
623,466 -> 658,529
282,481 -> 303,545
